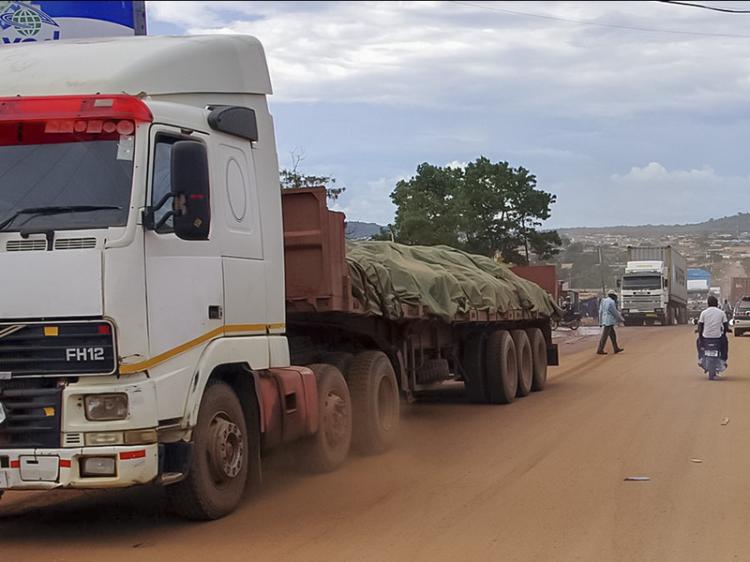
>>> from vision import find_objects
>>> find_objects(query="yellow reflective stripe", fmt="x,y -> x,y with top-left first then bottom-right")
118,323 -> 283,375
224,324 -> 267,334
267,322 -> 286,331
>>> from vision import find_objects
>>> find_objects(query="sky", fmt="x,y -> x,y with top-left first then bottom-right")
146,1 -> 750,229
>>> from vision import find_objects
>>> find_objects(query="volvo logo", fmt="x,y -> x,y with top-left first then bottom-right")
0,402 -> 6,425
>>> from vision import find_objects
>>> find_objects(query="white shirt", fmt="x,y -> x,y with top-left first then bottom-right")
699,307 -> 727,338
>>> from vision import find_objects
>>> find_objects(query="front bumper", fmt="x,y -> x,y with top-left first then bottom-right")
734,318 -> 750,328
0,444 -> 158,491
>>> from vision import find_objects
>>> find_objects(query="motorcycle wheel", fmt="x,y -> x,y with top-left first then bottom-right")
570,319 -> 580,330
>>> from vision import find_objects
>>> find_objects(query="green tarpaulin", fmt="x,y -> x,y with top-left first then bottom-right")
347,241 -> 558,323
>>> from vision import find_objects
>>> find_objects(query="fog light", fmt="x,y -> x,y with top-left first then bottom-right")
84,394 -> 128,421
85,431 -> 124,446
124,429 -> 157,445
80,456 -> 116,477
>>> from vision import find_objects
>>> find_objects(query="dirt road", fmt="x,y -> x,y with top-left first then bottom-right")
2,326 -> 748,561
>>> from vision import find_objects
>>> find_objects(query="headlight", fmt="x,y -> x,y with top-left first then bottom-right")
84,393 -> 129,421
85,431 -> 124,446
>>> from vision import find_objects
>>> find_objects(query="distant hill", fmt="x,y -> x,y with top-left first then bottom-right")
560,213 -> 750,236
346,221 -> 384,240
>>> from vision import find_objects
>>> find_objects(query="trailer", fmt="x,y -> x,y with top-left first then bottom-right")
0,35 -> 559,520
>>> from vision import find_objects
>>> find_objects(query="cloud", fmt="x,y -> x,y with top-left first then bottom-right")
335,174 -> 403,226
145,1 -> 750,227
147,1 -> 750,117
549,162 -> 750,228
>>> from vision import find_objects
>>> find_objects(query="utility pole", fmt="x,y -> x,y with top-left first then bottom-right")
598,246 -> 606,295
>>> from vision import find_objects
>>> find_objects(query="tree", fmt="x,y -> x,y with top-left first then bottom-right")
385,157 -> 560,264
280,149 -> 346,202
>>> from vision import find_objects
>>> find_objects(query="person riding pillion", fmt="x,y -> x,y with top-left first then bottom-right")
597,290 -> 624,355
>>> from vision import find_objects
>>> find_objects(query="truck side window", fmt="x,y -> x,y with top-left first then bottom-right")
151,135 -> 178,233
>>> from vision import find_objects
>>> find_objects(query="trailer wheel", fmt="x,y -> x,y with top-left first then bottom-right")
298,364 -> 352,473
527,328 -> 548,391
511,330 -> 533,397
485,330 -> 517,404
168,382 -> 249,520
348,351 -> 400,455
461,333 -> 488,403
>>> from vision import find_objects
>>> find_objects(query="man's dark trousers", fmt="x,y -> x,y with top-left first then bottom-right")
597,325 -> 619,353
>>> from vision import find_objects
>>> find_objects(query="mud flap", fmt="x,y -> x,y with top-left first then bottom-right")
547,344 -> 559,366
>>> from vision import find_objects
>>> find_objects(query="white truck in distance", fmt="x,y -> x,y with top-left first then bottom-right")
0,36 -> 557,520
620,246 -> 688,326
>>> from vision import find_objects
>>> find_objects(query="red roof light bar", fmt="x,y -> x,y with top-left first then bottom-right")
0,95 -> 153,123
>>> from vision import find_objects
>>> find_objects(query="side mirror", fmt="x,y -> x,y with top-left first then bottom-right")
171,140 -> 211,240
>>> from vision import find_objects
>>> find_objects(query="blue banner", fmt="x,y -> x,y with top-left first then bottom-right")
0,1 -> 146,45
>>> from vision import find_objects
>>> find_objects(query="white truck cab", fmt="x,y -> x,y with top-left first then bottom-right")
0,36 -> 301,518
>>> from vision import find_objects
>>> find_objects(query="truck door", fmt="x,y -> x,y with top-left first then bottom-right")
143,126 -> 224,419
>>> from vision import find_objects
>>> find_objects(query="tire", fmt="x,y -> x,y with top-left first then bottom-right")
527,328 -> 548,391
168,382 -> 250,520
317,352 -> 354,378
511,330 -> 533,397
551,318 -> 559,331
462,333 -> 488,403
347,351 -> 400,455
298,364 -> 352,473
570,319 -> 580,331
485,330 -> 517,404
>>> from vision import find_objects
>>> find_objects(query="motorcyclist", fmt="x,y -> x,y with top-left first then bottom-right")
698,295 -> 729,363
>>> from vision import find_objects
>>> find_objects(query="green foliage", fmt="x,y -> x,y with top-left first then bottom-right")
280,149 -> 346,202
385,157 -> 560,264
280,168 -> 345,202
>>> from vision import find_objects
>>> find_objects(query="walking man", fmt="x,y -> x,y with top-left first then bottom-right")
597,290 -> 624,355
722,298 -> 733,321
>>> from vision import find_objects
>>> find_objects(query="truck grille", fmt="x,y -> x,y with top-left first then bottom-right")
623,297 -> 661,309
0,321 -> 116,377
0,378 -> 62,448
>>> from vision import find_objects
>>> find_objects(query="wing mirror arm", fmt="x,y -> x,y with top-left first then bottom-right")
143,192 -> 175,230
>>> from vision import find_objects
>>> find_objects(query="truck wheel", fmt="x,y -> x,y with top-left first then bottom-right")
168,382 -> 249,520
527,328 -> 548,391
298,364 -> 352,473
462,333 -> 488,403
511,330 -> 533,397
318,352 -> 354,378
348,351 -> 400,455
485,330 -> 517,404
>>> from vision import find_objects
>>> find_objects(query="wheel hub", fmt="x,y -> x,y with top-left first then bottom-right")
323,391 -> 348,448
208,414 -> 244,481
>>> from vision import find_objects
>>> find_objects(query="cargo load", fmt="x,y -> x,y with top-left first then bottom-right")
346,242 -> 558,323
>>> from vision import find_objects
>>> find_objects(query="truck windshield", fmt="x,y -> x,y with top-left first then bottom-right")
622,276 -> 661,290
0,122 -> 133,233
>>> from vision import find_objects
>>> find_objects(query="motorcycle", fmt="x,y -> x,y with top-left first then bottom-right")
698,337 -> 726,380
551,309 -> 581,331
